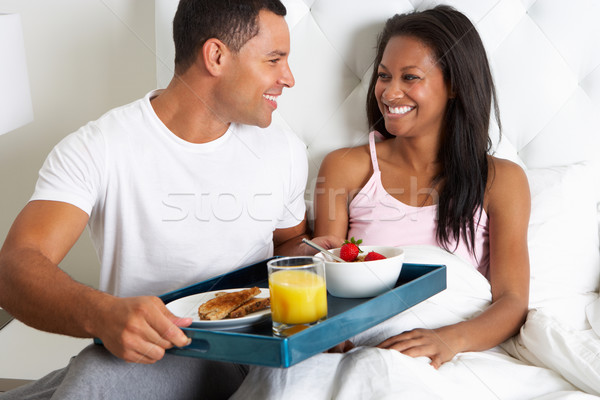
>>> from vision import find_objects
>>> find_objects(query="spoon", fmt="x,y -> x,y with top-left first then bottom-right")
302,238 -> 346,263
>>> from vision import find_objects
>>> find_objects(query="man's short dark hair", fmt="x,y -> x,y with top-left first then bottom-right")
173,0 -> 287,74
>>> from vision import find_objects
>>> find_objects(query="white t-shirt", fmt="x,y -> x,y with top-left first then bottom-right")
31,90 -> 308,297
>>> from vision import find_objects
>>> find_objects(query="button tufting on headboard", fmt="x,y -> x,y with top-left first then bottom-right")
155,0 -> 600,204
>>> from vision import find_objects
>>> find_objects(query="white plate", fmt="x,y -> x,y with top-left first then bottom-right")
166,288 -> 271,330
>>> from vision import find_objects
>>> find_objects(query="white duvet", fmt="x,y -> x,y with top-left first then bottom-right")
231,246 -> 599,400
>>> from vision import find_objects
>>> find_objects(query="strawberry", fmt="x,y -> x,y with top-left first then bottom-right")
364,251 -> 386,261
340,237 -> 363,262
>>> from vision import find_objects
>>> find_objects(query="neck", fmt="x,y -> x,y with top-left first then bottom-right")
151,74 -> 230,144
386,135 -> 440,175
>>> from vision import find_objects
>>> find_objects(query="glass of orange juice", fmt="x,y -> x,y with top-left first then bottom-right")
267,256 -> 327,336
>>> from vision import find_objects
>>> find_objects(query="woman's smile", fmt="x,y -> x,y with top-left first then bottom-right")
385,104 -> 415,116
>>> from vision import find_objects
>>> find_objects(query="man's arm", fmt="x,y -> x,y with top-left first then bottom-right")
0,200 -> 191,363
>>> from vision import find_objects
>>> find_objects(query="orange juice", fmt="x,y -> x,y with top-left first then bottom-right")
269,269 -> 327,324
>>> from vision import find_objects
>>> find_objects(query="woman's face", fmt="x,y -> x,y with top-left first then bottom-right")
374,35 -> 451,139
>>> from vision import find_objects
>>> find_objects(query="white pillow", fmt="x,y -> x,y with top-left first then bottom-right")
526,163 -> 600,327
506,309 -> 600,396
587,297 -> 600,336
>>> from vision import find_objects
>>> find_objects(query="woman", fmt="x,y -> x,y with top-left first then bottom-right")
314,5 -> 530,369
230,8 -> 592,400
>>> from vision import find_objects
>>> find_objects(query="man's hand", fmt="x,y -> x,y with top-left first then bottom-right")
94,296 -> 192,364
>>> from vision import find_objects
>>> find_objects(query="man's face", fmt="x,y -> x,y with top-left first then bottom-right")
217,10 -> 295,128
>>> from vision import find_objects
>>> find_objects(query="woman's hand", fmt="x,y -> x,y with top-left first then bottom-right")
326,339 -> 355,353
376,327 -> 460,369
301,235 -> 345,256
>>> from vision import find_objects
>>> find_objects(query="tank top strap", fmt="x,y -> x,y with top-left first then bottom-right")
368,131 -> 380,172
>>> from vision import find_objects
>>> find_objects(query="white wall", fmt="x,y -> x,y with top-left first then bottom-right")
0,0 -> 157,288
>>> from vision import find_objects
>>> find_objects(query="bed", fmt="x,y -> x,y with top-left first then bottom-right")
155,0 -> 600,397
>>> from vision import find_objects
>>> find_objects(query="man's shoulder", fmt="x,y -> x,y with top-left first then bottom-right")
51,91 -> 156,156
234,122 -> 306,153
94,91 -> 155,129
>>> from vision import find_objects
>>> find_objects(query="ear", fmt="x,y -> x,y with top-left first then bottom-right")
202,38 -> 229,76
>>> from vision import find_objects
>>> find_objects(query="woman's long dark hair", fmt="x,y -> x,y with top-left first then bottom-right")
366,5 -> 501,254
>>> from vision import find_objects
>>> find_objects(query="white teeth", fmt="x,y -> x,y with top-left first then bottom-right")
388,105 -> 414,114
263,94 -> 278,103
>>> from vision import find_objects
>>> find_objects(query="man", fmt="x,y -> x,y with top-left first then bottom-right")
0,0 -> 339,398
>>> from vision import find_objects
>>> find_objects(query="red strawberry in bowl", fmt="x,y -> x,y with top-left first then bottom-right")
320,245 -> 405,298
340,237 -> 363,262
364,251 -> 386,261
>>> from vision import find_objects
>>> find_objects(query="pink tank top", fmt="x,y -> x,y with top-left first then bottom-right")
347,132 -> 490,277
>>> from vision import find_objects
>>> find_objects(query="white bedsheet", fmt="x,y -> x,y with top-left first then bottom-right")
503,309 -> 600,397
231,246 -> 598,400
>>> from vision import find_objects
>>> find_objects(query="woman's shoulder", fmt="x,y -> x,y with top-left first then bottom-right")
323,144 -> 370,165
488,156 -> 527,184
319,143 -> 373,188
486,155 -> 530,211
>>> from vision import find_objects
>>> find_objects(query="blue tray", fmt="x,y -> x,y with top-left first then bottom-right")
158,258 -> 446,368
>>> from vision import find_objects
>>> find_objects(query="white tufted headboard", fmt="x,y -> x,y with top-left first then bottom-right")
155,0 -> 600,225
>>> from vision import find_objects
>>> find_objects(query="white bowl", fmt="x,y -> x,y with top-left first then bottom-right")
316,246 -> 405,298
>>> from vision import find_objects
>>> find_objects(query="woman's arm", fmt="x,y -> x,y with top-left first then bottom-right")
377,158 -> 531,368
314,146 -> 372,353
314,146 -> 371,239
